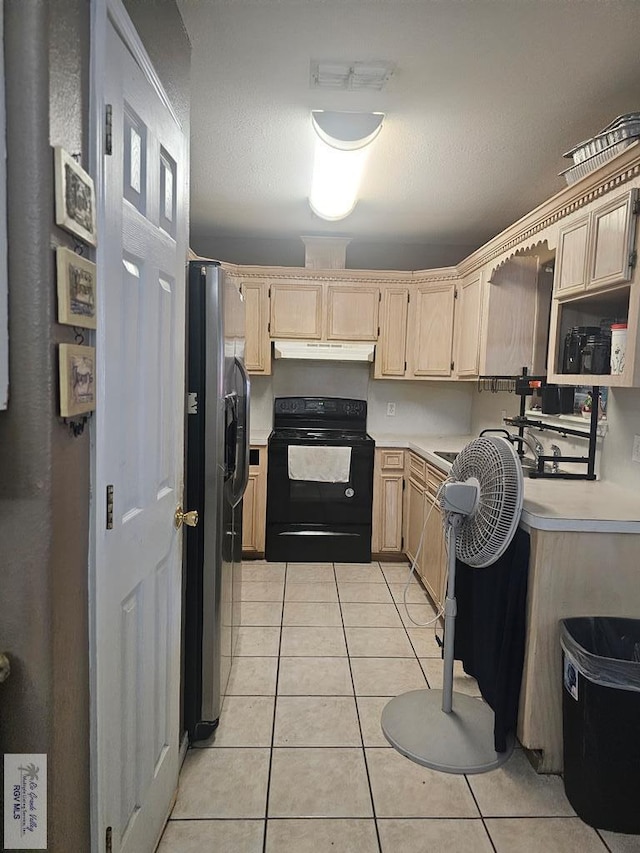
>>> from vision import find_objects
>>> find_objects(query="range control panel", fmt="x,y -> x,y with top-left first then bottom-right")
273,397 -> 368,430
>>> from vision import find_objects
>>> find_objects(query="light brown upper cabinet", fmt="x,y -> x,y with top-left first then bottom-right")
241,279 -> 271,374
454,271 -> 483,376
269,280 -> 324,339
326,284 -> 380,340
373,276 -> 458,380
554,215 -> 590,297
547,188 -> 640,387
454,257 -> 541,380
588,189 -> 638,291
373,286 -> 410,378
554,189 -> 638,299
407,282 -> 456,377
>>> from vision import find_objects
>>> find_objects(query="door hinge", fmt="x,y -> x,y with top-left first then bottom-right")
402,478 -> 406,491
105,104 -> 113,156
454,289 -> 458,299
268,287 -> 271,298
404,361 -> 407,371
629,249 -> 637,269
106,826 -> 113,853
187,391 -> 198,414
377,326 -> 380,337
450,361 -> 455,371
378,291 -> 382,302
106,485 -> 114,530
267,321 -> 271,334
401,535 -> 404,550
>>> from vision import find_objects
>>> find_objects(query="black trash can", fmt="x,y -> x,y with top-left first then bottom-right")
561,617 -> 640,834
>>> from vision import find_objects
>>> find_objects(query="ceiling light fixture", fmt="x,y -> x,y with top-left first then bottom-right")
309,111 -> 384,222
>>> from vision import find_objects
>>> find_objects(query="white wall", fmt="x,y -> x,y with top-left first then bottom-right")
601,388 -> 640,489
250,360 -> 473,437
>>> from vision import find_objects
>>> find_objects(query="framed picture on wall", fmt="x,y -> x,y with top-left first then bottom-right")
56,247 -> 97,329
59,343 -> 96,417
53,146 -> 97,246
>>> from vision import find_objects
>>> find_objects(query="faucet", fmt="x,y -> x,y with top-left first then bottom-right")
512,433 -> 543,463
550,444 -> 561,474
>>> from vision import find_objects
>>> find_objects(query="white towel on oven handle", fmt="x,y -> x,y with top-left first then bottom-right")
287,445 -> 352,483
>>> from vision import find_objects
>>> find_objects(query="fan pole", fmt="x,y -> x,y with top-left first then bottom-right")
441,520 -> 457,714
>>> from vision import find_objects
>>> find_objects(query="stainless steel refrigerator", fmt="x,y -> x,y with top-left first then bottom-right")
184,260 -> 249,741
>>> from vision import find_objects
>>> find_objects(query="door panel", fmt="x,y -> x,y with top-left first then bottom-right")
374,287 -> 409,377
409,283 -> 455,376
96,19 -> 187,853
456,273 -> 482,377
326,285 -> 379,340
270,281 -> 323,338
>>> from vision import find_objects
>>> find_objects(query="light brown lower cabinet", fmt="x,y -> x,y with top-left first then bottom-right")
242,445 -> 267,556
518,528 -> 640,774
371,449 -> 404,554
402,452 -> 447,612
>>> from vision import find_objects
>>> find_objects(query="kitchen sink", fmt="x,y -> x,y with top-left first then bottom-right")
433,450 -> 458,463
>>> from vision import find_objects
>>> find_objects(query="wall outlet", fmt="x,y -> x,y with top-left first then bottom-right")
386,402 -> 396,416
633,435 -> 640,464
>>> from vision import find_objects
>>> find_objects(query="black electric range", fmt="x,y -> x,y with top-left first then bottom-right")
265,397 -> 375,562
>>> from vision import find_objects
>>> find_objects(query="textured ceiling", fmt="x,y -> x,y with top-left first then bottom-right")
177,0 -> 640,253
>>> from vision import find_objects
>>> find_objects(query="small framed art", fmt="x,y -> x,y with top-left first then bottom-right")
53,147 -> 97,246
59,343 -> 96,417
56,247 -> 97,329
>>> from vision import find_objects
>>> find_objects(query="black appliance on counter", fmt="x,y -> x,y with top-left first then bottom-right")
265,397 -> 374,562
562,325 -> 612,375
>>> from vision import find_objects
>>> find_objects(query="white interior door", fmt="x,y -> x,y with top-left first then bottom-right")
94,11 -> 187,853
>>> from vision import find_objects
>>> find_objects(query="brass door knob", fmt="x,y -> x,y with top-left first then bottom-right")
175,507 -> 199,529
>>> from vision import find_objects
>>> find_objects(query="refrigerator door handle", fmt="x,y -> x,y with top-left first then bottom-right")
231,356 -> 251,507
224,391 -> 238,481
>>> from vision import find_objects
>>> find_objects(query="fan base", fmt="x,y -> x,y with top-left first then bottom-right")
381,689 -> 514,775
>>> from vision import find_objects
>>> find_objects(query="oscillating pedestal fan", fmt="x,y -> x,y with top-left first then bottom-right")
381,436 -> 524,774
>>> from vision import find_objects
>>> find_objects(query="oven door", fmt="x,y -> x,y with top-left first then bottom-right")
265,436 -> 374,561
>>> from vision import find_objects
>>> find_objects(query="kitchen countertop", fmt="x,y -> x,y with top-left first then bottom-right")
371,433 -> 640,534
249,430 -> 271,446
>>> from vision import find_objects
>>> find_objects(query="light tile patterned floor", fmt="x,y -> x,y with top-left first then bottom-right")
159,560 -> 637,853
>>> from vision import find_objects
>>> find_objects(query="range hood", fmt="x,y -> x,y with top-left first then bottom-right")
273,340 -> 375,362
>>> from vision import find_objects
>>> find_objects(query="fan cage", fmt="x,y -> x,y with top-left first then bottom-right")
442,437 -> 523,568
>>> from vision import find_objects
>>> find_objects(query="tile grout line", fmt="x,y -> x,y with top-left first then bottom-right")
337,561 -> 384,853
462,772 -> 499,853
260,564 -> 286,853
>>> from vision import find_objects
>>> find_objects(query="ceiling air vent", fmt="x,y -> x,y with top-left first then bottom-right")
310,60 -> 395,91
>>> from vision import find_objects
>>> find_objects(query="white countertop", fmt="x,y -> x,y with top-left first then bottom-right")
371,433 -> 640,534
249,430 -> 271,446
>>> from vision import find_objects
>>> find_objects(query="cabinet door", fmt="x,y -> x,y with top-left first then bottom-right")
421,491 -> 445,610
554,216 -> 589,296
242,280 -> 271,374
242,446 -> 267,554
404,477 -> 426,578
455,273 -> 482,376
242,473 -> 257,551
373,474 -> 404,552
408,283 -> 456,377
588,189 -> 638,291
372,449 -> 405,553
326,284 -> 379,340
374,287 -> 409,378
270,281 -> 323,339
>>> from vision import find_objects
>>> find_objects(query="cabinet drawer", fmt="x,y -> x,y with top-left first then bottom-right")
380,449 -> 404,471
408,452 -> 427,484
426,463 -> 447,498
